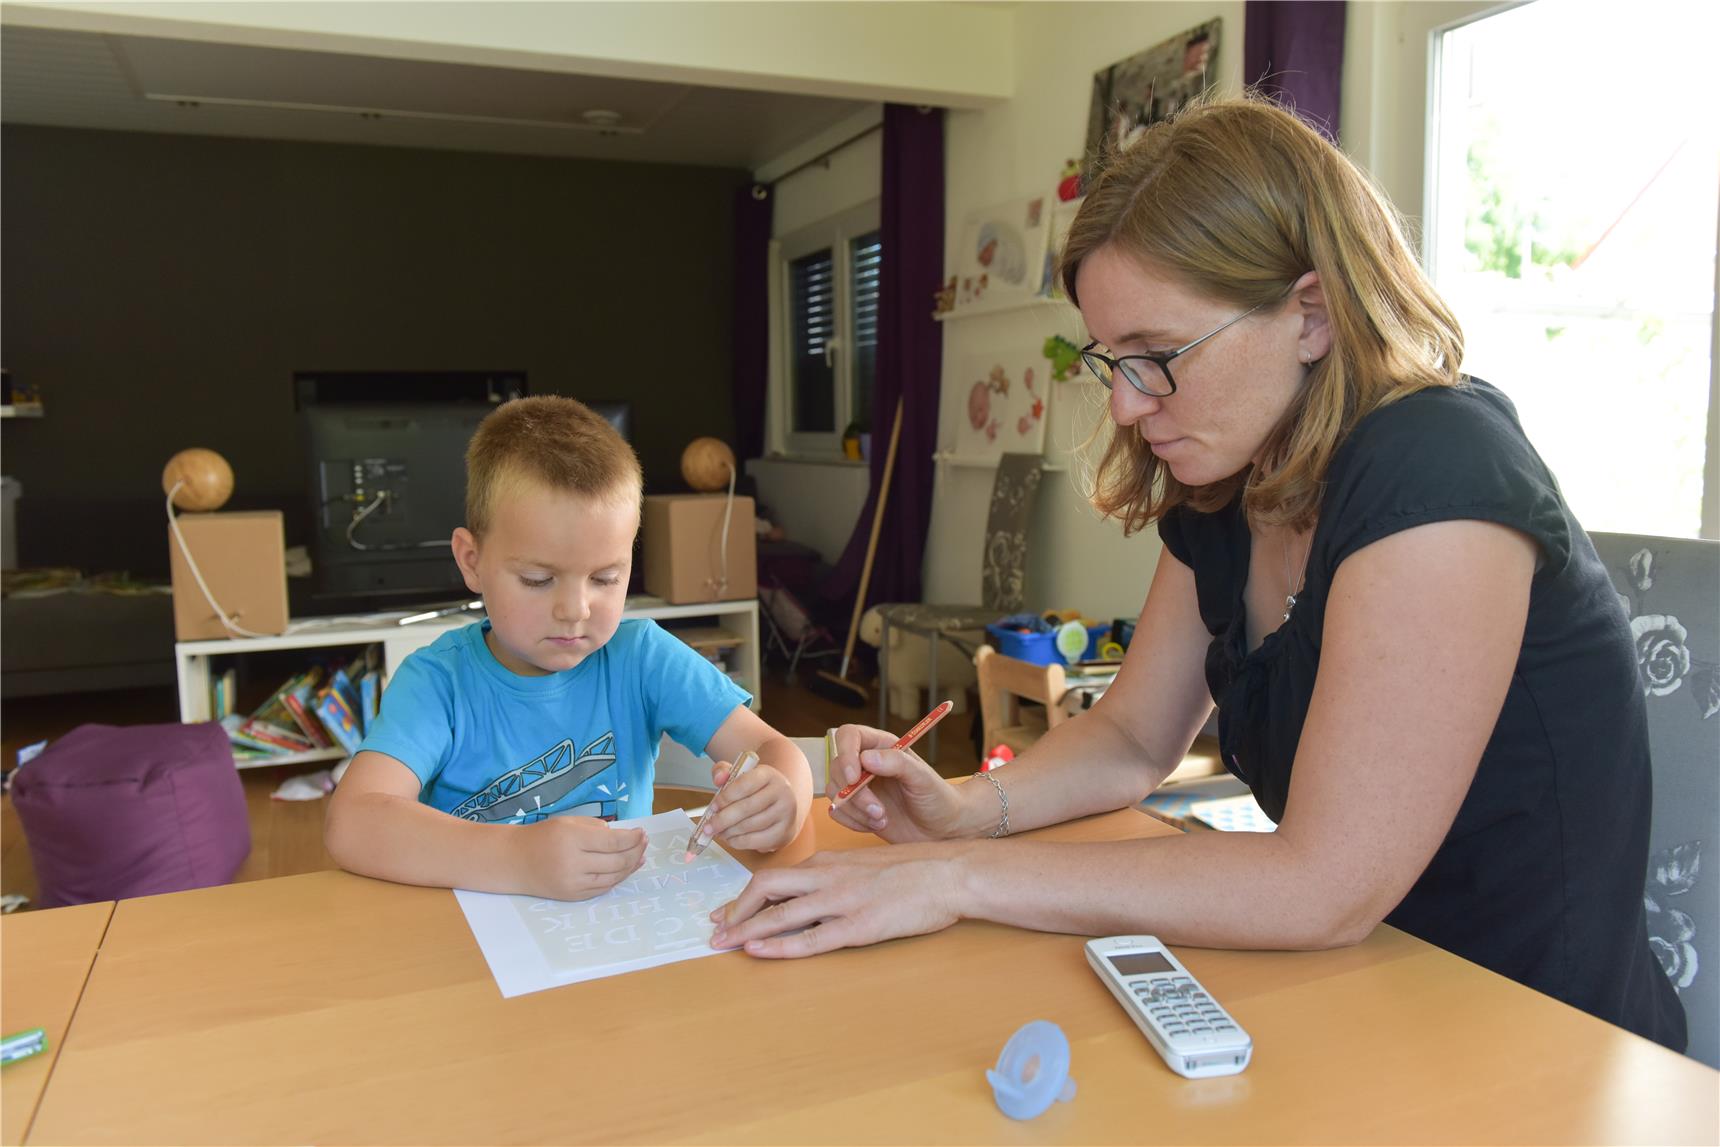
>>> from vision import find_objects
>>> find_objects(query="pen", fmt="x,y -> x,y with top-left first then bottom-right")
1,1028 -> 46,1066
831,699 -> 953,808
681,749 -> 760,862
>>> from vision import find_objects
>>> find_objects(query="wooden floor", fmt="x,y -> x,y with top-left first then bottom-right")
0,670 -> 979,910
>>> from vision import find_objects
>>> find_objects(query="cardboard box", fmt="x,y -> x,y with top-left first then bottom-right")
642,494 -> 756,604
168,511 -> 289,640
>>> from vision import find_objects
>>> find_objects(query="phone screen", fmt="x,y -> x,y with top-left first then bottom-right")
1108,951 -> 1175,976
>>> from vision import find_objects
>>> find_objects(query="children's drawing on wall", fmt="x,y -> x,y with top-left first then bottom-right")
953,196 -> 1051,311
1083,19 -> 1221,185
454,810 -> 753,997
954,343 -> 1057,461
1039,198 -> 1085,299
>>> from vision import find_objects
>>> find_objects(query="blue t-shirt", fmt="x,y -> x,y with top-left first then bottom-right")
359,618 -> 750,824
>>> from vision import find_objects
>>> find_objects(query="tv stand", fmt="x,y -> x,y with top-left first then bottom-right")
174,595 -> 760,781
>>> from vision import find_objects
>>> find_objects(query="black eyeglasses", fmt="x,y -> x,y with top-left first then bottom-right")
1081,299 -> 1271,397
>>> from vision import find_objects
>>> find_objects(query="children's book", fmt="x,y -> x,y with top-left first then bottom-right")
240,719 -> 314,752
242,674 -> 312,745
221,713 -> 290,756
284,671 -> 334,748
329,668 -> 364,735
315,686 -> 364,754
358,670 -> 381,731
210,668 -> 238,721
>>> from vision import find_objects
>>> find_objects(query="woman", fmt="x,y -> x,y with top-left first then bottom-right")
713,96 -> 1686,1050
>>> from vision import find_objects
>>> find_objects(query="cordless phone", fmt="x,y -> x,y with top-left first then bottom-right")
1084,935 -> 1252,1078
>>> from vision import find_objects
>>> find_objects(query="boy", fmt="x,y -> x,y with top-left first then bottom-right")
326,396 -> 811,901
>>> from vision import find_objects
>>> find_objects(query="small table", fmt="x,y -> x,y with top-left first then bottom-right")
0,902 -> 113,1146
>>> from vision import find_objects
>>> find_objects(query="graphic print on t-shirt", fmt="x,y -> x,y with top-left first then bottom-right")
449,732 -> 629,824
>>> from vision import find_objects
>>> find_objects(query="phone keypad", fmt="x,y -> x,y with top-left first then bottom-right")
1130,975 -> 1240,1040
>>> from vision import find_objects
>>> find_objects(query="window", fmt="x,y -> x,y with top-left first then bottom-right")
777,201 -> 881,456
788,248 -> 836,434
1428,0 -> 1718,538
851,229 -> 881,430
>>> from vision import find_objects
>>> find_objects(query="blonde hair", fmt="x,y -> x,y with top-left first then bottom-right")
465,396 -> 642,537
1061,93 -> 1465,532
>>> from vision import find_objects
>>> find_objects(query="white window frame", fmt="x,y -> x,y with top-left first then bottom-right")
1422,4 -> 1720,540
773,199 -> 881,459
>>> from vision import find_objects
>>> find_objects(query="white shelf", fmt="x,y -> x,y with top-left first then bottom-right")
229,746 -> 349,771
0,404 -> 44,419
932,451 -> 1068,472
933,295 -> 1076,322
174,595 -> 763,771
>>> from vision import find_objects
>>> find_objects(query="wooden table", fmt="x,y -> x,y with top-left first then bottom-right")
1,901 -> 113,1146
24,804 -> 1720,1144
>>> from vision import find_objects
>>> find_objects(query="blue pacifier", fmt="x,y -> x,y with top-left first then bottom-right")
986,1020 -> 1077,1121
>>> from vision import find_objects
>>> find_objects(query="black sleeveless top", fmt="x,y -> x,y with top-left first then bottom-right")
1159,378 -> 1686,1051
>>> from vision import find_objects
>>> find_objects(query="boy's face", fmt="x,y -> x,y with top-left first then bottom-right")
451,479 -> 639,677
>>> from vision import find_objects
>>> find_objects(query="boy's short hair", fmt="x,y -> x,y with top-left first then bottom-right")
465,396 -> 643,537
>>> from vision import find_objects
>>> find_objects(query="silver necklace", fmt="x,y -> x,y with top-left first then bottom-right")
1282,532 -> 1308,623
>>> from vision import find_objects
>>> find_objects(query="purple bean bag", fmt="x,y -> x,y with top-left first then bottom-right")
12,722 -> 250,907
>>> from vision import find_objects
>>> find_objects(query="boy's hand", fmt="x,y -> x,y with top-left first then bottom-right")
705,759 -> 799,853
515,816 -> 647,901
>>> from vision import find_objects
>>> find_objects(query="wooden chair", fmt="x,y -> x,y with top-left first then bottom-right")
974,645 -> 1068,755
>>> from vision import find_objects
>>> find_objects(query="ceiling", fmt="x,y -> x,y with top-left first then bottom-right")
0,25 -> 876,170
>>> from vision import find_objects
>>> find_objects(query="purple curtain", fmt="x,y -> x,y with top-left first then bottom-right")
1244,1 -> 1347,142
730,182 -> 772,464
824,104 -> 944,611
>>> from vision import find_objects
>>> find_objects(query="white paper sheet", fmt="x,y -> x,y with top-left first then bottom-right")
1187,793 -> 1277,833
453,809 -> 754,998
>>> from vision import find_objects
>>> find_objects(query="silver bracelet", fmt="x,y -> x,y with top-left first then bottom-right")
975,769 -> 1010,838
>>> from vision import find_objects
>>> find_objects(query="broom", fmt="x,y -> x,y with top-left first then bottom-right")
811,396 -> 903,708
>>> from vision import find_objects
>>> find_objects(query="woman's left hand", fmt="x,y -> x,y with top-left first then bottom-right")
708,844 -> 965,957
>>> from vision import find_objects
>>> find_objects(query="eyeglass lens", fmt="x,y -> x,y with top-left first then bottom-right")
1081,352 -> 1173,396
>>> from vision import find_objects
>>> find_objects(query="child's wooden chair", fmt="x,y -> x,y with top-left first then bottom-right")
974,645 -> 1069,755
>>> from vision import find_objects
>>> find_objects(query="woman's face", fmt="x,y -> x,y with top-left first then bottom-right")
1075,245 -> 1327,487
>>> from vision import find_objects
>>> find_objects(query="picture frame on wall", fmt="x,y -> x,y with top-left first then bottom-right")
951,342 -> 1053,462
951,195 -> 1051,311
1083,19 -> 1221,185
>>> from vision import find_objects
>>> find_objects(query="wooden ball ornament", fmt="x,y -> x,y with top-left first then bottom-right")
680,437 -> 736,493
162,448 -> 235,511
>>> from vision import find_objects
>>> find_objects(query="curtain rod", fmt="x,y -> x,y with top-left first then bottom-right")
766,121 -> 884,187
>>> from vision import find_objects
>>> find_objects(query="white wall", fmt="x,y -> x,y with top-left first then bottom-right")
770,117 -> 883,238
745,457 -> 868,566
924,0 -> 1510,624
1341,0 -> 1507,240
927,2 -> 1245,625
747,120 -> 883,562
4,0 -> 1015,107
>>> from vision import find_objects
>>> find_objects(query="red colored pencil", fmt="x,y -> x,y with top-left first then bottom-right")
831,700 -> 954,807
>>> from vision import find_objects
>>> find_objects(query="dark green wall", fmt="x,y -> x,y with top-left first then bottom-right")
1,125 -> 746,576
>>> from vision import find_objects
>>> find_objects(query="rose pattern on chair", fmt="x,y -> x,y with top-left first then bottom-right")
1645,840 -> 1703,991
1609,543 -> 1717,1001
1617,548 -> 1720,719
1632,614 -> 1692,697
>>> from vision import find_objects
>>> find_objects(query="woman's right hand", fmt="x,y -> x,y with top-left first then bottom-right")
825,723 -> 974,842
